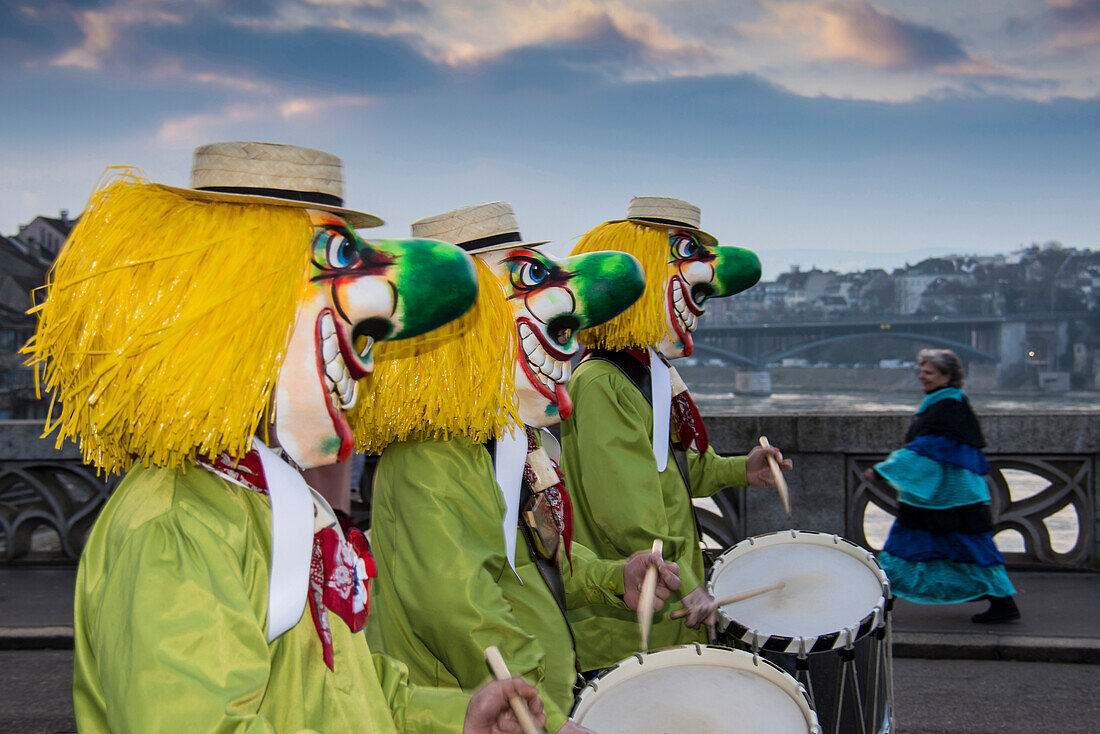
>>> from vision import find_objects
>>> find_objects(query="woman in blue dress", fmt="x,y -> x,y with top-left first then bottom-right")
863,349 -> 1020,623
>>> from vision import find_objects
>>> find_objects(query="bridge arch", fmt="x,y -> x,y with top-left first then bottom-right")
762,331 -> 997,365
689,342 -> 762,368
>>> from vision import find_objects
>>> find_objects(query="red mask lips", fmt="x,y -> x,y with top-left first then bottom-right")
516,316 -> 575,419
667,275 -> 703,357
314,308 -> 378,462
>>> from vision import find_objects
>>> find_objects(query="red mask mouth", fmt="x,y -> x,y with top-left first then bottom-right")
667,275 -> 702,356
516,316 -> 576,417
314,308 -> 376,462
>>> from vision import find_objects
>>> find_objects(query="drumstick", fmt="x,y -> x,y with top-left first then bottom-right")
484,646 -> 544,734
669,582 -> 785,619
758,436 -> 790,516
637,538 -> 663,651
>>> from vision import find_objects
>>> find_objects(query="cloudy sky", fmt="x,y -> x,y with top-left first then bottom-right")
2,0 -> 1098,276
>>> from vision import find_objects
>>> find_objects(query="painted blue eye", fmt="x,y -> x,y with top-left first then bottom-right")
518,261 -> 550,287
672,234 -> 702,259
325,230 -> 358,269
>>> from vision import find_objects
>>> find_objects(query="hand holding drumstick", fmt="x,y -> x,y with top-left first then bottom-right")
748,437 -> 792,515
483,647 -> 546,734
670,582 -> 786,620
636,539 -> 664,651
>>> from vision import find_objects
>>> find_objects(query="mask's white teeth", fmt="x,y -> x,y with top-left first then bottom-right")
322,334 -> 339,363
520,322 -> 575,390
320,312 -> 358,411
324,358 -> 344,383
672,281 -> 698,334
358,336 -> 375,360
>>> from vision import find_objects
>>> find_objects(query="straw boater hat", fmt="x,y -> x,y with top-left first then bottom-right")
160,141 -> 383,228
610,195 -> 717,246
411,201 -> 548,253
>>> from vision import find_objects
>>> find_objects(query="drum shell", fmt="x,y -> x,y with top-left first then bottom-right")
570,644 -> 821,734
708,531 -> 894,734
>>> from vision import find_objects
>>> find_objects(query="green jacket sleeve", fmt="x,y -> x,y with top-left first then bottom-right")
77,510 -> 287,734
376,442 -> 570,731
564,370 -> 703,597
372,654 -> 470,734
561,540 -> 627,610
687,446 -> 747,497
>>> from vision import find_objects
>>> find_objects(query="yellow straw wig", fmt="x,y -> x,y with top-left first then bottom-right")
348,258 -> 519,452
23,172 -> 313,474
570,221 -> 671,349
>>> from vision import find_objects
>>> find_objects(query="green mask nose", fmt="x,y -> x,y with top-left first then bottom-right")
708,245 -> 761,299
365,238 -> 478,340
560,251 -> 645,329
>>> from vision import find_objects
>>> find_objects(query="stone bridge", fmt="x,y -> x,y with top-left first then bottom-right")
693,311 -> 1089,371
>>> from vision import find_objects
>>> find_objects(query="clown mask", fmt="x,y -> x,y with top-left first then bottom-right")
478,246 -> 643,427
275,211 -> 477,467
658,229 -> 760,359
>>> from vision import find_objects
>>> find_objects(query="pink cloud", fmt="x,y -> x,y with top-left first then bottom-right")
745,1 -> 968,69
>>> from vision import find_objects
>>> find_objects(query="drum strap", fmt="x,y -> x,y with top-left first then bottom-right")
485,441 -> 584,678
518,471 -> 584,678
518,477 -> 568,611
584,350 -> 700,538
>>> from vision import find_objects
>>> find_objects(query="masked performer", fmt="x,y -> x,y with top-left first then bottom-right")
355,202 -> 678,733
27,143 -> 544,733
559,196 -> 792,672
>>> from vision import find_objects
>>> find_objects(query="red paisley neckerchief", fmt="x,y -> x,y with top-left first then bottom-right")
624,349 -> 710,454
199,450 -> 376,670
522,426 -> 574,568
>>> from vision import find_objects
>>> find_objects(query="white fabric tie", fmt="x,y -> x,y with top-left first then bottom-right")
494,424 -> 528,574
253,439 -> 314,643
649,348 -> 672,471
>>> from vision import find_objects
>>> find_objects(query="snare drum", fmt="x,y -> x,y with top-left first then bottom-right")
571,645 -> 820,734
708,530 -> 894,734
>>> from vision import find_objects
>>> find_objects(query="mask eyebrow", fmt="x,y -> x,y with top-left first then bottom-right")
309,230 -> 396,279
506,254 -> 574,290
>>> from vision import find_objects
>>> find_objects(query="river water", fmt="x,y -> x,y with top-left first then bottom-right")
680,372 -> 1094,556
689,387 -> 1100,415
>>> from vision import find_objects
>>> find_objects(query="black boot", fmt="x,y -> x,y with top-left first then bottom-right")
971,595 -> 1020,623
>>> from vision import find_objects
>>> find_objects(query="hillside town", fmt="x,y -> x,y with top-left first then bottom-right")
706,244 -> 1100,324
3,208 -> 1099,417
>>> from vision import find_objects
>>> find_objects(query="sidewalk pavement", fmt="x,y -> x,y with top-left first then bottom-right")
2,566 -> 1099,661
890,570 -> 1100,664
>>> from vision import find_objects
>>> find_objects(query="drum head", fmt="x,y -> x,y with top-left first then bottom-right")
710,531 -> 888,645
571,646 -> 819,734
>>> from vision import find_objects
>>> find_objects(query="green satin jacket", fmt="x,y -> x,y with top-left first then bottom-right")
366,437 -> 627,732
73,463 -> 468,734
559,358 -> 748,671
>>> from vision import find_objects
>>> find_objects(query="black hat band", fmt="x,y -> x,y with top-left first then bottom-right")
455,231 -> 524,251
197,186 -> 344,208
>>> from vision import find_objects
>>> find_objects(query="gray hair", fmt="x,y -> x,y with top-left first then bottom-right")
917,348 -> 964,388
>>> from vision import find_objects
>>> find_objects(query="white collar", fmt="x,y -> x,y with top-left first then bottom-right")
252,439 -> 315,643
493,425 -> 528,576
649,348 -> 672,471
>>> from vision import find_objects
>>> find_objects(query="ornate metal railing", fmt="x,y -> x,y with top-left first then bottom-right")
3,416 -> 1097,570
847,454 -> 1094,569
0,461 -> 115,562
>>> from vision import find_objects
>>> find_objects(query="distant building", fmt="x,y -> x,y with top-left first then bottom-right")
0,224 -> 59,419
15,210 -> 78,260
